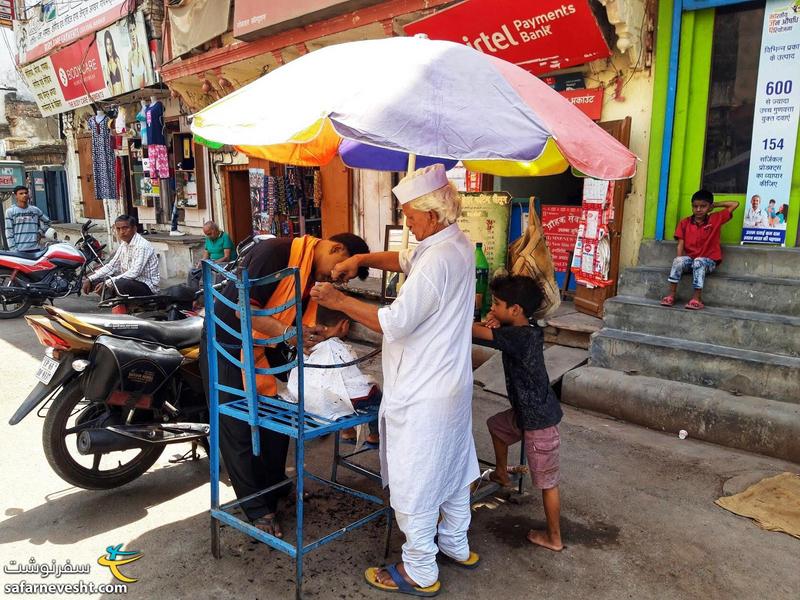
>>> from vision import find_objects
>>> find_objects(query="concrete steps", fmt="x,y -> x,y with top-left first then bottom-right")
618,266 -> 800,315
604,296 -> 800,357
589,328 -> 800,403
562,241 -> 800,462
562,366 -> 800,463
637,240 -> 800,279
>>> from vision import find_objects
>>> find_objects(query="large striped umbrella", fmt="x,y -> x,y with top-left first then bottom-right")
191,36 -> 637,180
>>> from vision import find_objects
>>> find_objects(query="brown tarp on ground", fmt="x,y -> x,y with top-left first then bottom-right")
715,472 -> 800,539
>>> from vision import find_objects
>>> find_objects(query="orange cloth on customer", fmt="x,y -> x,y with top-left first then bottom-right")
242,236 -> 319,396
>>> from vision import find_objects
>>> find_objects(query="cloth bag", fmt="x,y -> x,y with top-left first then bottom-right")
507,197 -> 561,319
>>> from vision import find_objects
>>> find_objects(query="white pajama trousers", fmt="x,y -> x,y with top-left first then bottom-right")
394,485 -> 472,587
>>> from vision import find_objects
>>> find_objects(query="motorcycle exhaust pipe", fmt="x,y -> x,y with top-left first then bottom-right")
77,429 -> 149,454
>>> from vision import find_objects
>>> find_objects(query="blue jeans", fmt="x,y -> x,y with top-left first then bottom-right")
668,256 -> 716,289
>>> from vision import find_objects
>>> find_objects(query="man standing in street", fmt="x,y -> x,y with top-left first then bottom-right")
82,215 -> 160,307
4,185 -> 50,252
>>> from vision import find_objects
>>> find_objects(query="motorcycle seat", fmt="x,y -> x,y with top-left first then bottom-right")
0,248 -> 48,260
77,314 -> 203,349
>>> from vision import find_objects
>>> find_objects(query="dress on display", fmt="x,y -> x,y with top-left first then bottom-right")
146,101 -> 169,179
89,114 -> 117,200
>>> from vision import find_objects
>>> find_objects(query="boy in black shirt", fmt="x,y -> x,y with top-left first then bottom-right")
472,275 -> 564,552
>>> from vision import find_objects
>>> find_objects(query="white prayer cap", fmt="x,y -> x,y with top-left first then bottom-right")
392,163 -> 450,205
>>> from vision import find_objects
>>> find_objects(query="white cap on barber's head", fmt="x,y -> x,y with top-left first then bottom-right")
392,163 -> 449,205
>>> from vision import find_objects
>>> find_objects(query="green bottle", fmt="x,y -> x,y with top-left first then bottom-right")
475,242 -> 489,321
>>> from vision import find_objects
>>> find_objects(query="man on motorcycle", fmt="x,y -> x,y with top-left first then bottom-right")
4,185 -> 50,252
82,215 -> 160,305
200,232 -> 370,539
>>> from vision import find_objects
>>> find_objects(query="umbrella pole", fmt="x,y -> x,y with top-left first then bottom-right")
398,154 -> 416,287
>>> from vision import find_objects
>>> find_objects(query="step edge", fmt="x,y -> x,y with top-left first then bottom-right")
605,296 -> 800,326
594,328 -> 800,368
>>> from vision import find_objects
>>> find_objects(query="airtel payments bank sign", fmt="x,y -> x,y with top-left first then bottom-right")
404,0 -> 610,75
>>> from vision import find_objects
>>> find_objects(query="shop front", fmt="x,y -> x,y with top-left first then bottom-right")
645,0 -> 800,249
405,0 -> 654,317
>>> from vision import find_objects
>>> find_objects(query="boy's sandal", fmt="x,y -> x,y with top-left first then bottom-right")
438,550 -> 481,570
685,299 -> 705,310
660,295 -> 675,306
364,564 -> 441,597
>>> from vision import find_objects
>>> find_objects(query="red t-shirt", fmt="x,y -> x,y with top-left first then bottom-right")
674,210 -> 732,262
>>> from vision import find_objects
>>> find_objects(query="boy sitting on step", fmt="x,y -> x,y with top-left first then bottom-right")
473,275 -> 564,552
661,189 -> 739,310
287,305 -> 380,445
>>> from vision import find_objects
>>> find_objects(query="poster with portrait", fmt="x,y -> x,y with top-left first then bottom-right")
97,11 -> 155,97
740,0 -> 800,245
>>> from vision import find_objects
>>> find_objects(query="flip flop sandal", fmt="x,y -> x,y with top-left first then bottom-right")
364,564 -> 441,597
438,550 -> 481,570
249,514 -> 283,539
685,299 -> 705,310
660,295 -> 675,306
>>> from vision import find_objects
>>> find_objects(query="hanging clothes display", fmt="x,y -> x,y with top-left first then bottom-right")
146,100 -> 169,179
252,167 -> 323,238
89,114 -> 117,200
136,103 -> 148,145
148,144 -> 170,179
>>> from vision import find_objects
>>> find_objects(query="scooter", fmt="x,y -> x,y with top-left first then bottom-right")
0,221 -> 104,319
8,305 -> 208,490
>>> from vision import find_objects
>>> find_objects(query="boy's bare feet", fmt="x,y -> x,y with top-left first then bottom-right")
526,529 -> 563,552
488,469 -> 512,487
488,465 -> 527,487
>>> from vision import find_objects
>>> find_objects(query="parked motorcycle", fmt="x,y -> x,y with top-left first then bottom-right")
0,220 -> 104,319
9,305 -> 208,490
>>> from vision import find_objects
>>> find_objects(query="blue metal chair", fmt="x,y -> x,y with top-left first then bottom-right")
202,260 -> 391,599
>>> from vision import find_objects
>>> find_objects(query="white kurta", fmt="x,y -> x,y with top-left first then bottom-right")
377,223 -> 480,514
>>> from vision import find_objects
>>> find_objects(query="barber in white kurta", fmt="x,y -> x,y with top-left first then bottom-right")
311,164 -> 480,593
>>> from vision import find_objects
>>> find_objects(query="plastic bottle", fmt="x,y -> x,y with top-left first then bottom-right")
475,242 -> 489,322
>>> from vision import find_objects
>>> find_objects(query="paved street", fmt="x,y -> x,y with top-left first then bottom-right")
0,298 -> 798,600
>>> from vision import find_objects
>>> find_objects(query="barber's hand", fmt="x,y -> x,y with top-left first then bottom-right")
310,282 -> 344,309
484,312 -> 501,329
81,278 -> 92,295
331,256 -> 361,282
301,325 -> 324,355
93,282 -> 105,295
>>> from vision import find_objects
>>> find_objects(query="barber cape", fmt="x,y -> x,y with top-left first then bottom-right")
377,224 -> 480,514
286,337 -> 373,422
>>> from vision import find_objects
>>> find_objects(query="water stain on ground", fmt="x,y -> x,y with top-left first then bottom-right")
484,515 -> 620,549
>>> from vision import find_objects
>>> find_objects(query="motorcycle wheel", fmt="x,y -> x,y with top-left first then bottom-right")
0,273 -> 32,319
42,381 -> 164,490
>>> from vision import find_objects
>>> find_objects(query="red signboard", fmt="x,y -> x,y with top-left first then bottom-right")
49,36 -> 108,104
465,170 -> 483,192
234,0 -> 383,41
541,205 -> 582,271
404,0 -> 610,75
560,88 -> 604,120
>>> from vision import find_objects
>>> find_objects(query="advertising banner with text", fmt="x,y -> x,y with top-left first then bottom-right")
741,0 -> 800,245
15,0 -> 127,65
21,12 -> 154,117
404,0 -> 610,75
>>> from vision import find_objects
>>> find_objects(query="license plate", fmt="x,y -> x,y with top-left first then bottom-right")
35,356 -> 60,385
